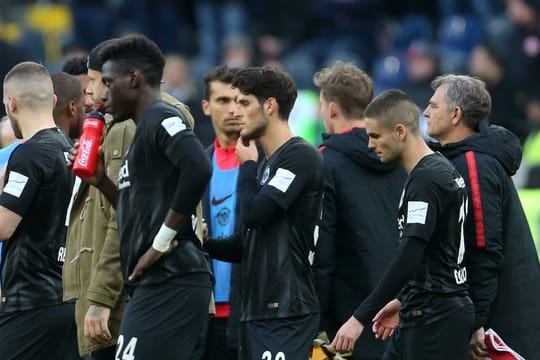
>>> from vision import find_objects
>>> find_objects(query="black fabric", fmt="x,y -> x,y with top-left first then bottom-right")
382,305 -> 473,360
431,124 -> 540,359
397,153 -> 471,328
91,346 -> 116,360
239,314 -> 319,360
312,127 -> 405,359
0,128 -> 74,312
353,236 -> 426,324
118,275 -> 212,360
238,137 -> 323,321
116,100 -> 212,288
0,302 -> 78,360
202,317 -> 238,360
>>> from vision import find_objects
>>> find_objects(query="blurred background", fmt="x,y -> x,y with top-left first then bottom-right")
0,0 -> 539,244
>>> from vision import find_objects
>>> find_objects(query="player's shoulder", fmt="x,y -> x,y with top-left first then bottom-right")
282,137 -> 322,161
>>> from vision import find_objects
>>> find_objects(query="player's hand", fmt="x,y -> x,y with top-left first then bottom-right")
372,298 -> 401,340
84,305 -> 112,344
332,316 -> 364,353
128,240 -> 178,282
67,141 -> 106,186
468,327 -> 488,360
235,137 -> 258,164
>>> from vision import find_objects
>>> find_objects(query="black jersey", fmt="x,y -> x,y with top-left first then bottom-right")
0,128 -> 74,312
398,153 -> 469,327
240,137 -> 322,321
116,100 -> 212,287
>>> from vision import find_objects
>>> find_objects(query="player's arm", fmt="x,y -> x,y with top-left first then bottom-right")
332,235 -> 426,352
204,234 -> 243,263
0,206 -> 22,241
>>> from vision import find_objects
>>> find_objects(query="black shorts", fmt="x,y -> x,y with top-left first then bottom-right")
0,302 -> 78,360
117,274 -> 212,360
239,314 -> 319,360
383,305 -> 474,360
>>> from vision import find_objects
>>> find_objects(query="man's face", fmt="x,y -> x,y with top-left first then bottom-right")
100,61 -> 133,122
423,84 -> 454,141
365,117 -> 402,163
3,94 -> 22,139
70,94 -> 86,139
74,73 -> 94,113
86,69 -> 106,109
202,81 -> 241,138
234,92 -> 267,141
318,92 -> 333,133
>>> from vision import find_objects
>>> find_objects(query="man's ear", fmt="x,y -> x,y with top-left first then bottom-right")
201,99 -> 210,116
129,69 -> 140,88
451,106 -> 463,126
265,97 -> 277,116
395,123 -> 407,141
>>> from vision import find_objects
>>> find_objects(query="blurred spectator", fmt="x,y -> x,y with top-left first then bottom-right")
402,40 -> 439,107
0,13 -> 28,118
194,0 -> 247,67
0,116 -> 17,150
503,0 -> 540,99
69,0 -> 113,51
221,33 -> 253,69
522,90 -> 540,188
469,43 -> 528,143
162,54 -> 198,104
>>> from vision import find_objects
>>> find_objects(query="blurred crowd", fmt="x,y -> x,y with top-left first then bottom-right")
1,0 -> 540,186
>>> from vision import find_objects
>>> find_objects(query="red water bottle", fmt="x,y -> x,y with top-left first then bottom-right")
72,110 -> 106,178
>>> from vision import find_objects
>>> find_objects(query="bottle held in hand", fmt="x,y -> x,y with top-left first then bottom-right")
72,110 -> 105,178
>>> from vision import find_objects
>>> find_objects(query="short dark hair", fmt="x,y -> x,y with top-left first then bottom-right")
431,74 -> 491,130
51,72 -> 83,120
365,89 -> 420,133
99,34 -> 165,87
313,61 -> 374,119
62,56 -> 88,76
232,66 -> 297,120
202,65 -> 239,100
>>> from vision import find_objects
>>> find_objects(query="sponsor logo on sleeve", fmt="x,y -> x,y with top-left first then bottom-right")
3,171 -> 29,198
161,116 -> 187,136
406,201 -> 428,224
267,168 -> 296,193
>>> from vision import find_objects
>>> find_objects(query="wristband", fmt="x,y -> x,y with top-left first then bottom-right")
151,223 -> 178,253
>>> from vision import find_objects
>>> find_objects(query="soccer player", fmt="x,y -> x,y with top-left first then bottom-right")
426,74 -> 540,359
233,66 -> 322,360
312,61 -> 405,359
199,65 -> 242,359
332,89 -> 473,359
0,62 -> 77,359
85,34 -> 213,359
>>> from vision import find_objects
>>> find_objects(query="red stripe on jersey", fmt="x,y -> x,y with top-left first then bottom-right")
465,151 -> 486,248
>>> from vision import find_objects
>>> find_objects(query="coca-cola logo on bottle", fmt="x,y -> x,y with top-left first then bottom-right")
77,138 -> 92,166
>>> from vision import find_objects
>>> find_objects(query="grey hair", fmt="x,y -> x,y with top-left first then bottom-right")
431,74 -> 491,130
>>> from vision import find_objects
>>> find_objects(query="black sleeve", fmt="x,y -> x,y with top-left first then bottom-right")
154,114 -> 212,215
401,170 -> 441,244
0,144 -> 43,216
460,154 -> 504,329
238,160 -> 282,228
204,234 -> 243,263
353,236 -> 426,324
312,160 -> 338,331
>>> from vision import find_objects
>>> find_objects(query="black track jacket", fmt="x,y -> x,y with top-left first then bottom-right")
432,124 -> 540,359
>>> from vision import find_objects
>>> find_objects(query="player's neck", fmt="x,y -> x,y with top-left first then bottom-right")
216,133 -> 239,148
260,119 -> 294,158
134,88 -> 160,124
401,137 -> 434,174
436,126 -> 477,145
331,117 -> 365,133
19,111 -> 56,139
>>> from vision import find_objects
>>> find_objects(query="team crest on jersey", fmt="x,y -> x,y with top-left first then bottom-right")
217,207 -> 231,226
261,166 -> 270,185
118,160 -> 131,189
